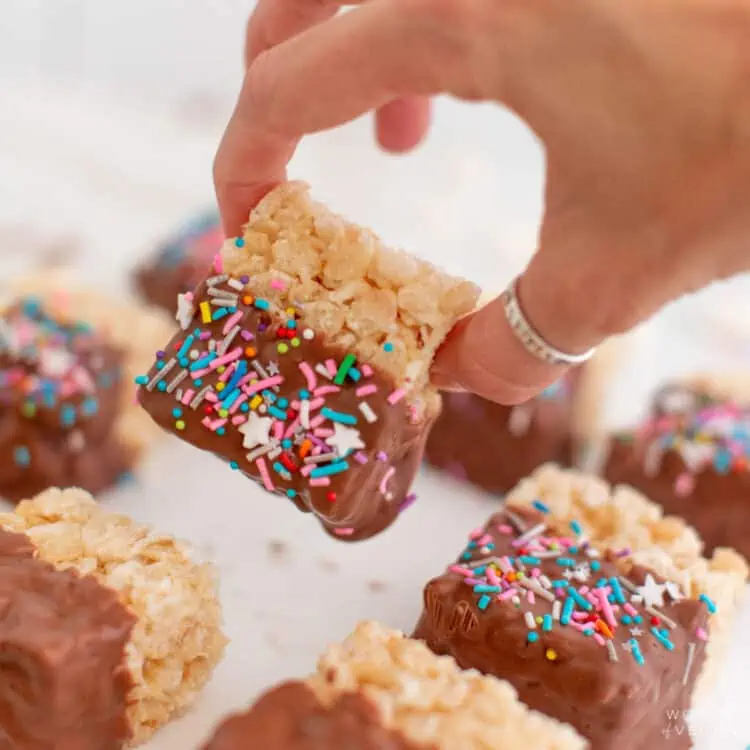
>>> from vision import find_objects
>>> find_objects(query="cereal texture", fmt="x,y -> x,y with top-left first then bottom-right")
221,182 -> 479,398
0,488 -> 227,745
3,275 -> 173,462
505,464 -> 748,698
306,621 -> 586,750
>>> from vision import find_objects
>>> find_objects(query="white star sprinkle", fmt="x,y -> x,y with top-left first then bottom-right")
266,360 -> 280,376
630,627 -> 644,637
622,641 -> 634,653
637,574 -> 667,608
325,423 -> 365,457
665,581 -> 684,602
176,293 -> 195,330
238,412 -> 273,450
563,569 -> 575,580
572,563 -> 591,582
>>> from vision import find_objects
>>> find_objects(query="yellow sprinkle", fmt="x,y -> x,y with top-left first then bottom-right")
217,366 -> 226,374
216,382 -> 226,391
536,616 -> 543,625
291,337 -> 300,348
219,409 -> 229,418
200,301 -> 211,323
175,420 -> 186,431
286,307 -> 295,316
546,649 -> 558,661
250,395 -> 263,410
277,343 -> 289,354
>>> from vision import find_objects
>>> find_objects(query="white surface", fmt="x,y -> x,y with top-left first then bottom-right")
0,76 -> 749,749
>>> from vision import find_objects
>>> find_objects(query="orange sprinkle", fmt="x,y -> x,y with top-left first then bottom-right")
597,620 -> 614,639
299,440 -> 312,459
242,295 -> 254,305
245,347 -> 256,357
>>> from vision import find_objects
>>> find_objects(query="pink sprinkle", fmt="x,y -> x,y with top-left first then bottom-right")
333,528 -> 355,537
229,393 -> 248,414
623,603 -> 638,617
256,457 -> 274,491
498,589 -> 517,601
272,422 -> 284,440
527,591 -> 536,605
593,633 -> 606,646
190,368 -> 213,379
325,359 -> 337,376
696,627 -> 708,641
209,348 -> 243,370
219,363 -> 237,382
314,428 -> 333,438
181,389 -> 194,405
202,417 -> 227,431
568,621 -> 590,633
379,467 -> 395,494
244,376 -> 283,395
231,415 -> 246,425
270,279 -> 286,291
579,586 -> 590,595
376,451 -> 388,462
299,362 -> 317,390
450,565 -> 472,576
599,590 -> 618,630
675,473 -> 695,497
464,578 -> 484,586
353,452 -> 368,465
205,391 -> 218,403
223,310 -> 244,334
486,568 -> 501,586
531,568 -> 541,578
314,385 -> 340,397
300,465 -> 315,477
572,612 -> 589,622
310,415 -> 326,429
309,477 -> 332,487
356,384 -> 378,397
213,253 -> 223,273
477,534 -> 493,547
387,388 -> 406,405
240,330 -> 254,341
469,528 -> 484,540
284,419 -> 300,439
361,364 -> 373,377
308,397 -> 325,411
496,524 -> 514,535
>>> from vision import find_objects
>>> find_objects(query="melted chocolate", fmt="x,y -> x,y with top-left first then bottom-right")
201,681 -> 429,750
424,375 -> 577,495
0,528 -> 135,750
0,300 -> 133,502
138,278 -> 432,541
413,507 -> 708,750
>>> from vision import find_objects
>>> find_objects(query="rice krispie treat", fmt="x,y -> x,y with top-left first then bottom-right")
0,283 -> 172,501
413,465 -> 748,750
137,182 -> 480,540
135,211 -> 222,314
0,487 -> 226,748
201,621 -> 585,750
604,374 -> 750,558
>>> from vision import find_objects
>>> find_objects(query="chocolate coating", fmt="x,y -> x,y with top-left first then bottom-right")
0,299 -> 133,502
0,528 -> 135,750
604,383 -> 750,558
202,681 -> 428,750
138,277 -> 433,541
413,507 -> 709,750
134,213 -> 221,314
424,375 -> 577,495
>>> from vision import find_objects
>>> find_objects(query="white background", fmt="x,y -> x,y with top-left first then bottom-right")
1,2 -> 749,748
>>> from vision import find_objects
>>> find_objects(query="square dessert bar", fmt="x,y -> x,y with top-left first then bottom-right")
413,465 -> 748,750
201,621 -> 585,750
0,487 -> 226,748
0,279 -> 172,501
135,211 -> 222,314
138,182 -> 479,540
605,374 -> 750,558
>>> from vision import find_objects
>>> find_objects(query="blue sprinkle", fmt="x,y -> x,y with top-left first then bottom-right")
193,328 -> 202,337
277,398 -> 289,409
282,439 -> 293,450
179,358 -> 189,368
713,449 -> 732,474
287,320 -> 296,329
527,632 -> 539,643
60,405 -> 77,427
234,237 -> 245,248
467,541 -> 477,549
622,615 -> 633,625
240,403 -> 250,413
583,629 -> 594,637
461,552 -> 472,561
229,461 -> 239,470
520,556 -> 541,565
570,520 -> 582,535
81,398 -> 98,417
383,342 -> 394,352
263,390 -> 277,403
568,546 -> 578,554
347,367 -> 361,382
286,489 -> 297,498
543,615 -> 553,632
299,389 -> 310,400
157,382 -> 167,392
212,307 -> 230,321
591,561 -> 601,572
177,334 -> 195,359
156,360 -> 165,370
610,577 -> 626,604
568,587 -> 593,611
223,361 -> 247,395
190,354 -> 216,371
135,375 -> 149,386
532,500 -> 550,514
561,597 -> 575,625
194,379 -> 203,387
172,408 -> 183,418
556,558 -> 576,568
221,389 -> 242,409
254,299 -> 270,311
478,595 -> 492,611
216,427 -> 226,436
321,407 -> 357,425
700,594 -> 717,614
13,446 -> 31,467
268,406 -> 288,420
633,616 -> 643,624
651,627 -> 675,651
310,461 -> 349,478
552,580 -> 568,588
473,565 -> 487,575
473,585 -> 501,594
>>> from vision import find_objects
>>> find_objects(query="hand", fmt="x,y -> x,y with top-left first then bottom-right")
214,0 -> 750,404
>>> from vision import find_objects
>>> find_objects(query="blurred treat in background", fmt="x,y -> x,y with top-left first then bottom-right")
134,211 -> 222,314
604,374 -> 750,559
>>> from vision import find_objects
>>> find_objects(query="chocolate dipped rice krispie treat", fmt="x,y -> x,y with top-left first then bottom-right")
137,183 -> 480,540
413,465 -> 748,750
0,487 -> 226,748
135,211 -> 222,314
0,280 -> 172,502
604,374 -> 750,558
201,620 -> 585,750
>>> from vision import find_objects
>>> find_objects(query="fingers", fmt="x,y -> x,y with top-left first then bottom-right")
376,96 -> 432,152
215,0 -> 497,235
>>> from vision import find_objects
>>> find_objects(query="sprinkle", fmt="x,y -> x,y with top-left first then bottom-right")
570,520 -> 582,535
254,299 -> 270,311
190,386 -> 212,409
527,632 -> 539,644
524,611 -> 537,630
321,407 -> 357,426
358,402 -> 378,423
646,606 -> 677,630
13,445 -> 31,467
629,640 -> 645,666
166,369 -> 188,393
610,577 -> 626,604
310,461 -> 349,478
478,595 -> 491,611
682,643 -> 696,685
256,457 -> 274,491
387,388 -> 406,405
379,467 -> 395,497
334,353 -> 356,385
532,500 -> 550,514
245,376 -> 283,396
545,649 -> 558,661
333,528 -> 355,537
309,477 -> 331,487
146,358 -> 177,391
695,627 -> 708,642
514,522 -> 546,546
567,587 -> 593,611
699,594 -> 717,614
356,384 -> 378,397
299,362 -> 317,390
651,627 -> 675,651
561,597 -> 575,626
542,615 -> 553,632
552,600 -> 562,622
607,641 -> 619,663
200,302 -> 211,323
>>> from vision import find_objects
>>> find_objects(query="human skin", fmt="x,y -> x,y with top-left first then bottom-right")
214,0 -> 750,405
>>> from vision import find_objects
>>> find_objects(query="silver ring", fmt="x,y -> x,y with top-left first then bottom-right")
501,277 -> 596,366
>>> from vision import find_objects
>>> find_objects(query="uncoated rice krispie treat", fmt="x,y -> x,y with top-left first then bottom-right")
604,374 -> 750,558
137,182 -> 480,540
0,279 -> 172,501
135,211 -> 222,314
413,465 -> 748,750
0,487 -> 227,748
201,621 -> 586,750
